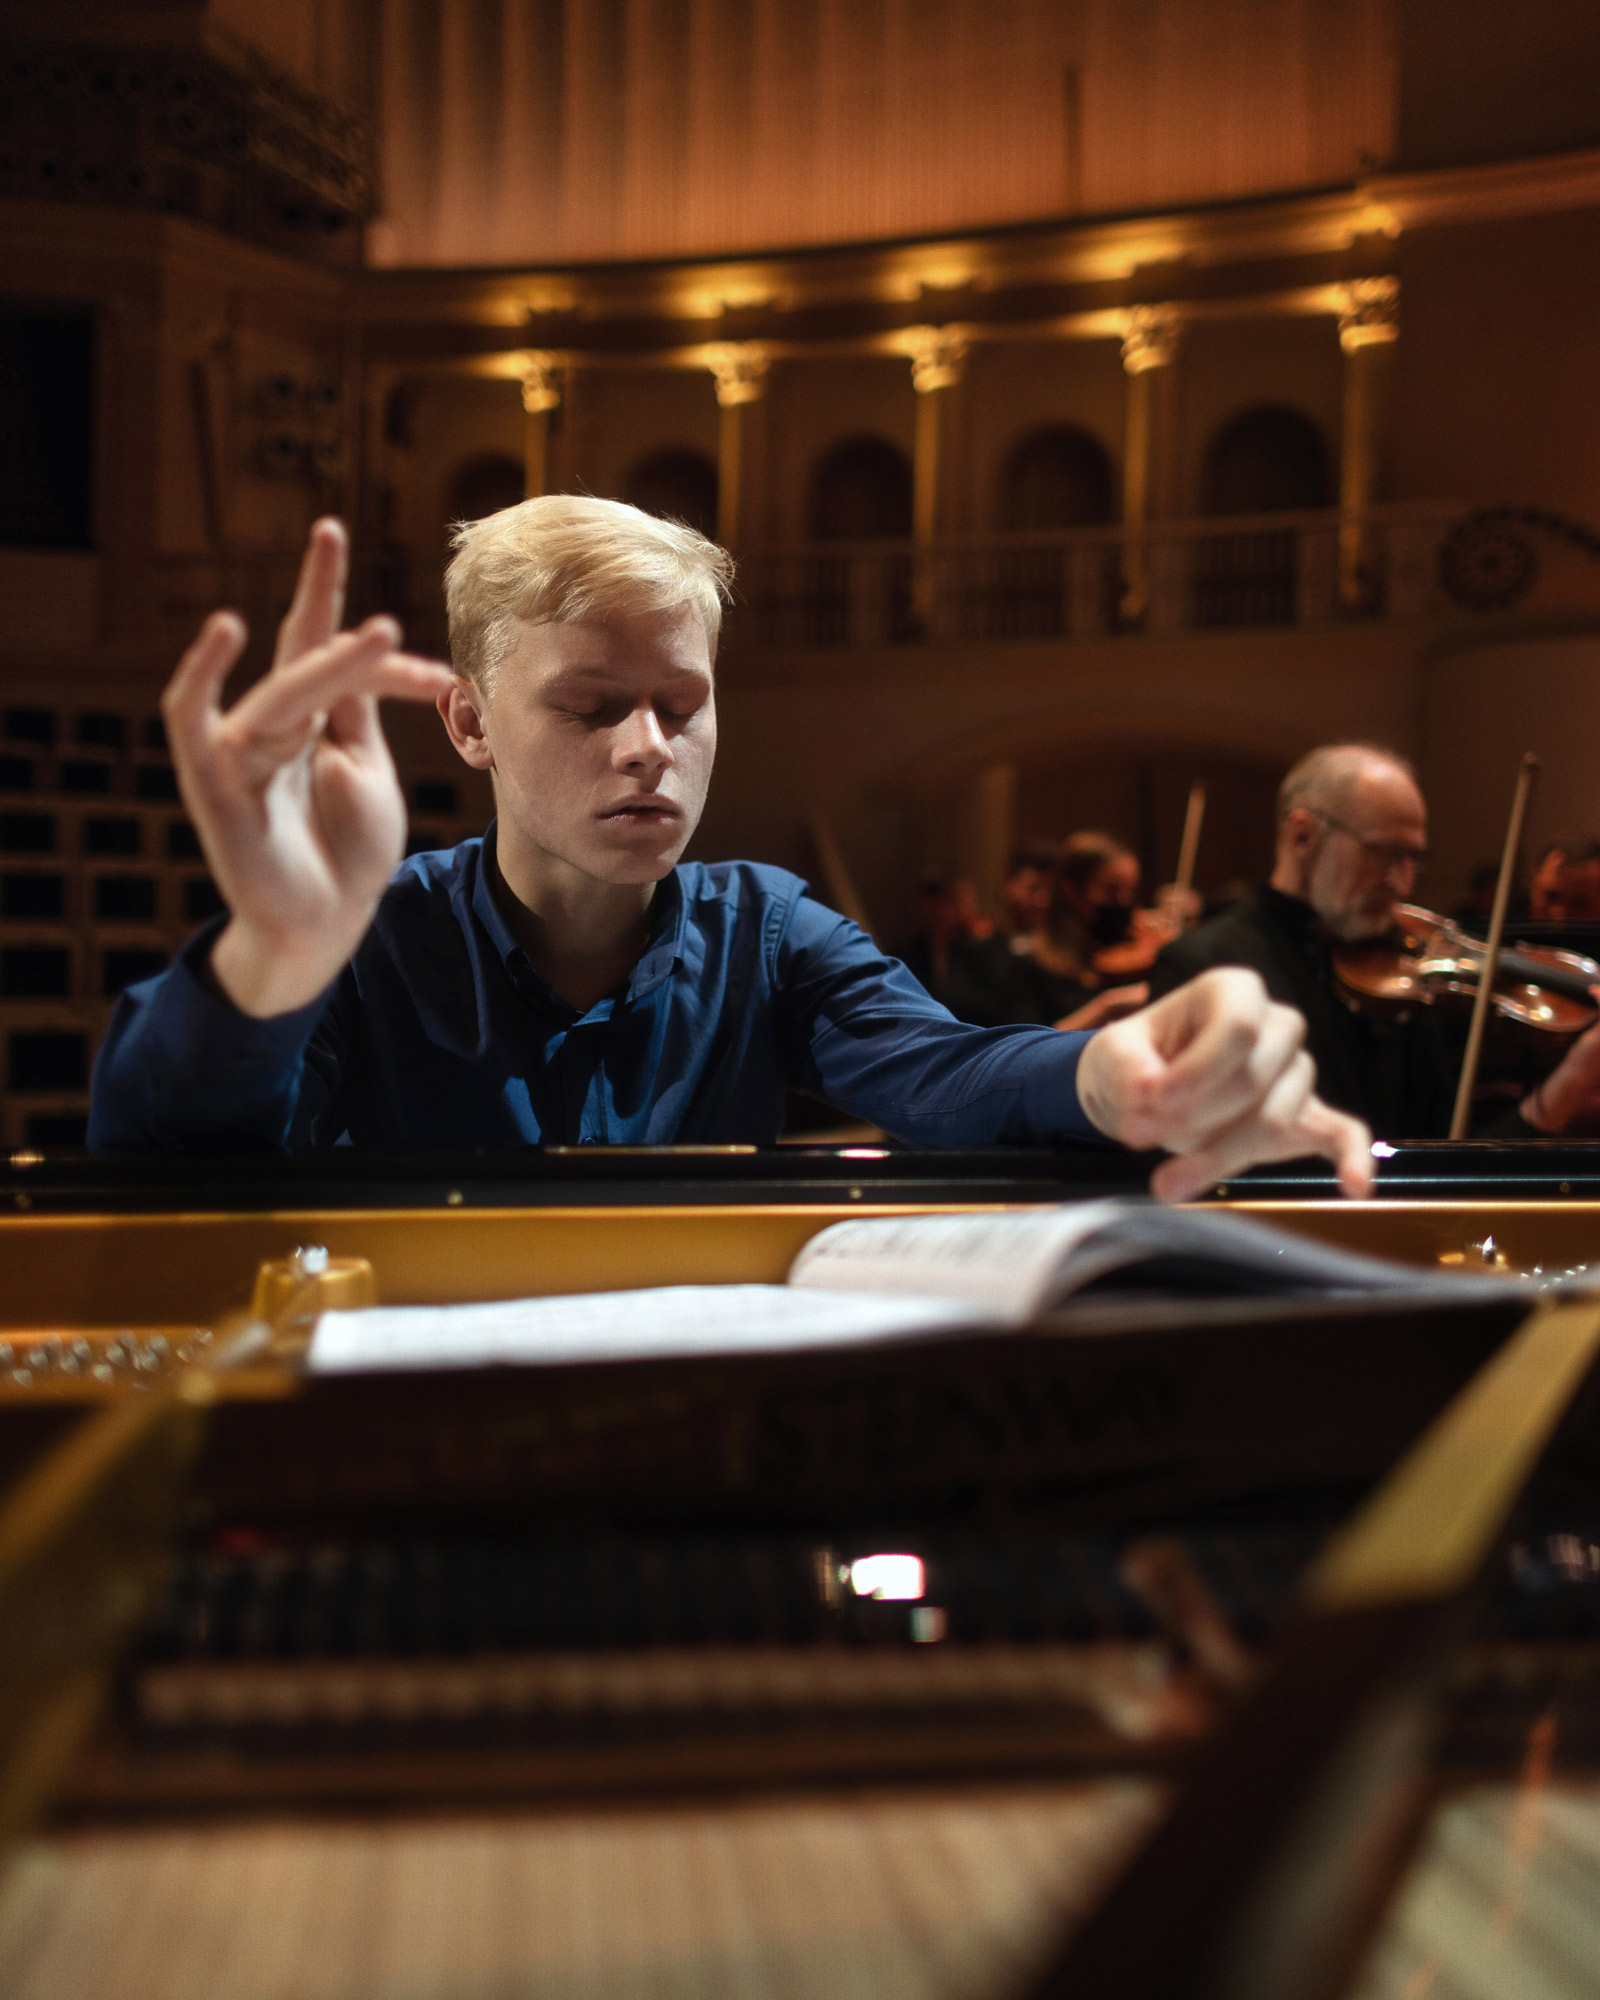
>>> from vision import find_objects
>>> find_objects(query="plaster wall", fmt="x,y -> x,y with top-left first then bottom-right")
1397,0 -> 1600,171
1393,208 -> 1600,523
1418,630 -> 1600,895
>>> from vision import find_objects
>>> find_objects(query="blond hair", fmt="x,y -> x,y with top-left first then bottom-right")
444,494 -> 735,690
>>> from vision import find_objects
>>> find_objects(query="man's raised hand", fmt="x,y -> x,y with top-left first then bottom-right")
1075,967 -> 1374,1201
162,519 -> 455,1019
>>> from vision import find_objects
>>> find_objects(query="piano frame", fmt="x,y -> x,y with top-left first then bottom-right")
3,1138 -> 1600,2000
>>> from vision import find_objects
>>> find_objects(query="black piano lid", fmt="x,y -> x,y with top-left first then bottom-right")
0,1141 -> 1152,1214
5,1137 -> 1600,1213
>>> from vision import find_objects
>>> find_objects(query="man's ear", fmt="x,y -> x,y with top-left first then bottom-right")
439,678 -> 493,771
1282,807 -> 1319,856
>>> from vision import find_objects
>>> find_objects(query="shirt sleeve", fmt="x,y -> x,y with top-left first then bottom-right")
773,895 -> 1106,1145
86,922 -> 341,1152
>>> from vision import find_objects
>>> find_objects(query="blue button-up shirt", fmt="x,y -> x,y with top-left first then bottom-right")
88,832 -> 1099,1152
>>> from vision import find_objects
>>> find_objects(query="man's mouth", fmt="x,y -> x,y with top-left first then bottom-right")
601,799 -> 681,826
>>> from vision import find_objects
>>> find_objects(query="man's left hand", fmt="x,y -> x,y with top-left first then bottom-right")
1075,966 -> 1374,1201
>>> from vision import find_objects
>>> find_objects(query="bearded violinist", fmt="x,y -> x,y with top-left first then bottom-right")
1147,743 -> 1600,1140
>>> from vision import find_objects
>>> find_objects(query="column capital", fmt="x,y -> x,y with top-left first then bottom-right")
1337,276 -> 1399,352
706,342 -> 769,407
518,350 -> 561,414
1120,306 -> 1181,375
901,324 -> 968,394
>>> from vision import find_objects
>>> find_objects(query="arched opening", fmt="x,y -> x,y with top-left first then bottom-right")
998,425 -> 1114,530
1200,405 -> 1332,516
991,425 -> 1117,637
810,436 -> 913,541
625,447 -> 719,538
803,436 -> 915,644
1195,405 -> 1333,626
447,452 -> 525,524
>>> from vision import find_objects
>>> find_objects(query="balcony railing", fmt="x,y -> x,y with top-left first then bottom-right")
149,503 -> 1467,669
734,503 -> 1462,649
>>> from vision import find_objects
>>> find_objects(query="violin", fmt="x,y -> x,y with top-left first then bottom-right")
1089,904 -> 1185,979
1089,780 -> 1208,980
1332,903 -> 1600,1039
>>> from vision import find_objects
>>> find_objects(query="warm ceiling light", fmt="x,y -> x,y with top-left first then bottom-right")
1356,204 -> 1401,241
523,284 -> 576,317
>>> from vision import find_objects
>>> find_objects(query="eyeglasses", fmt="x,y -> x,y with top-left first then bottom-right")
1310,809 -> 1430,877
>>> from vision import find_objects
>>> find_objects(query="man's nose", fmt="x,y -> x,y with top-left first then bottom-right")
615,703 -> 672,769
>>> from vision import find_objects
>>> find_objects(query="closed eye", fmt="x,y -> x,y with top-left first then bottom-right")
553,688 -> 709,725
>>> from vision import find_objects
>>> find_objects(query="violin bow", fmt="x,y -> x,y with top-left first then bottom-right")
1450,751 -> 1538,1140
1173,779 -> 1207,921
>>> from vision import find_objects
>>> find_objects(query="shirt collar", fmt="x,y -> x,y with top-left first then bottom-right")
467,821 -> 689,1010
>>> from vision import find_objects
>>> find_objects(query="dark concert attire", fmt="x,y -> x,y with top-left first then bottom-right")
90,828 -> 1102,1152
1147,885 -> 1466,1139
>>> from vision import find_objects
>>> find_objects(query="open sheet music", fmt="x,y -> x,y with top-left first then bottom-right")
307,1198 -> 1526,1376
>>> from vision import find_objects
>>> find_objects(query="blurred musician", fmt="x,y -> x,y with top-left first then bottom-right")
1148,743 -> 1600,1139
998,840 -> 1057,942
89,501 -> 1371,1198
897,873 -> 1027,1028
1530,837 -> 1600,923
1016,832 -> 1173,1032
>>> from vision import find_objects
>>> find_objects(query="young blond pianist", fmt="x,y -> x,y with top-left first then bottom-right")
90,498 -> 1370,1203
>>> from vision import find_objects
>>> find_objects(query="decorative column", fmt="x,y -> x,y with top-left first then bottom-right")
706,344 -> 769,549
904,325 -> 968,626
955,761 -> 1018,922
518,351 -> 561,500
1336,277 -> 1400,610
1119,306 -> 1181,622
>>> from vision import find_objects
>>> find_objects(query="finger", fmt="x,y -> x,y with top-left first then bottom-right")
226,658 -> 450,791
1143,966 -> 1268,1062
224,653 -> 451,805
161,609 -> 249,756
1152,1090 -> 1372,1204
228,619 -> 410,740
273,517 -> 350,669
323,685 -> 384,752
1148,1050 -> 1317,1201
323,655 -> 456,750
1130,996 -> 1304,1154
1299,1100 -> 1375,1198
1135,973 -> 1268,1123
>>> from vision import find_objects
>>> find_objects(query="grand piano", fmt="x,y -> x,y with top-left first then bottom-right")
1,1138 -> 1599,1999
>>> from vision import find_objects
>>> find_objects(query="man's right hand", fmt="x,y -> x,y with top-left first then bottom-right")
163,519 -> 456,1018
1075,965 -> 1374,1200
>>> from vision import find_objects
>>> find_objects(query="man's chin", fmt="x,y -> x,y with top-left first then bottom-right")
586,829 -> 692,882
1332,907 -> 1398,944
